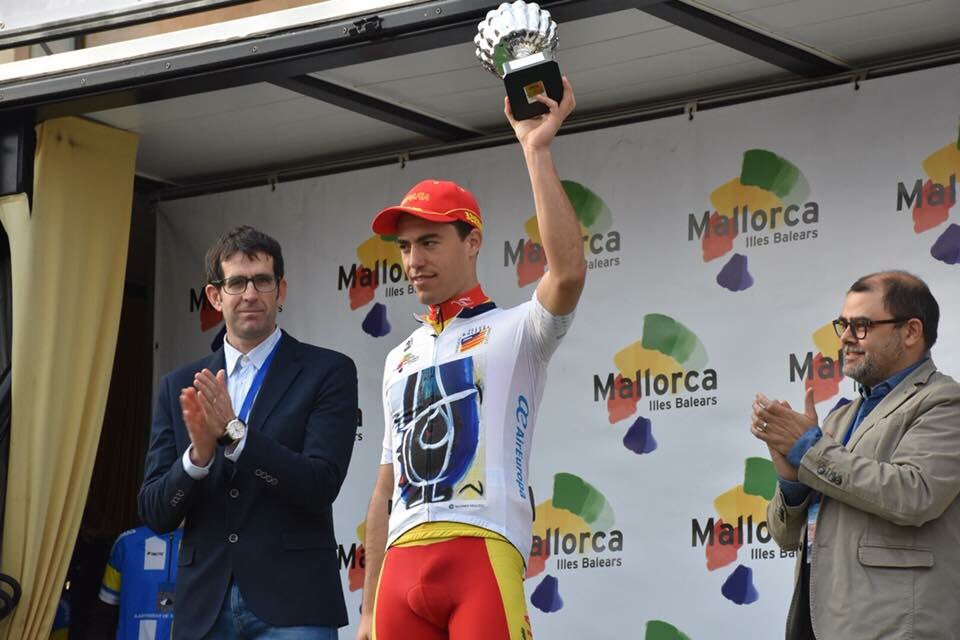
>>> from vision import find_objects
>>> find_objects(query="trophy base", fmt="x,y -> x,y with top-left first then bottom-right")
503,53 -> 563,121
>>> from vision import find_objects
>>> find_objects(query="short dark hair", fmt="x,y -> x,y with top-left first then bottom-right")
205,225 -> 284,285
452,220 -> 476,240
849,271 -> 939,350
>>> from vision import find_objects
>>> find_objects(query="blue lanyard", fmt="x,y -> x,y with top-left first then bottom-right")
237,339 -> 281,423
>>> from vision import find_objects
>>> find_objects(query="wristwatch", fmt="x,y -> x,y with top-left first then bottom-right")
217,418 -> 247,447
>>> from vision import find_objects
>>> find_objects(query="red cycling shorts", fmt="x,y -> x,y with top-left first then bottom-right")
373,525 -> 531,640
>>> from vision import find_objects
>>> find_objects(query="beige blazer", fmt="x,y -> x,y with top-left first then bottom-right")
768,359 -> 960,640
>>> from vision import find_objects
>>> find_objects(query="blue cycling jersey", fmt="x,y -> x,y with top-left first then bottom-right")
99,525 -> 182,640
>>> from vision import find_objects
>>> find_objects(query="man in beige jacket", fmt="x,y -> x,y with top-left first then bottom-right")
751,270 -> 960,640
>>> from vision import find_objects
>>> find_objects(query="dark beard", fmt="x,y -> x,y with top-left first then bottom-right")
843,333 -> 904,389
844,356 -> 881,388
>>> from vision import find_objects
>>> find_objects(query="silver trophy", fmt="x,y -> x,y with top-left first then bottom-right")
474,1 -> 562,120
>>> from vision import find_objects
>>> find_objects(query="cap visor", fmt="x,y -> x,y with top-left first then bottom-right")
371,206 -> 460,235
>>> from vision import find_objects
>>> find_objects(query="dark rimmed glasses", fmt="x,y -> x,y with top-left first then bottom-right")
211,274 -> 278,295
832,316 -> 911,340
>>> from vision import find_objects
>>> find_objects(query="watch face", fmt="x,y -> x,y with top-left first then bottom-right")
227,420 -> 245,439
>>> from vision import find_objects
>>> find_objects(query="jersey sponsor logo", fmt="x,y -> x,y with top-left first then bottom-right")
457,326 -> 490,353
396,352 -> 419,372
513,395 -> 530,499
389,357 -> 484,508
143,537 -> 166,571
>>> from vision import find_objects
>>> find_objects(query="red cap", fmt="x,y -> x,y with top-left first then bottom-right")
372,180 -> 483,235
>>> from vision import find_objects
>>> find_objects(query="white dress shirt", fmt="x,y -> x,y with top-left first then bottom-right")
182,326 -> 283,479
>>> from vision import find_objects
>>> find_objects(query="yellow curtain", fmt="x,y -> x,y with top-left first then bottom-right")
0,117 -> 138,639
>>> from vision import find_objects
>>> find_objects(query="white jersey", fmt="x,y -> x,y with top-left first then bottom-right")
380,292 -> 573,560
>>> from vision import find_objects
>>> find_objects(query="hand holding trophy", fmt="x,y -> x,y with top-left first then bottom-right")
474,1 -> 562,120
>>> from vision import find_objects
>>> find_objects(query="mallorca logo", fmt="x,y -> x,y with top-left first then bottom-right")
691,456 -> 782,605
339,477 -> 684,637
457,326 -> 490,353
689,149 -> 819,292
684,320 -> 857,608
504,180 -> 621,287
338,472 -> 626,618
188,287 -> 223,333
338,521 -> 367,593
336,233 -> 409,338
788,320 -> 850,405
525,472 -> 624,615
895,119 -> 960,265
594,314 -> 716,455
527,473 -> 690,638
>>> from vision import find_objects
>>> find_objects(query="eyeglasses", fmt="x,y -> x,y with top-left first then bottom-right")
212,274 -> 277,295
832,317 -> 911,340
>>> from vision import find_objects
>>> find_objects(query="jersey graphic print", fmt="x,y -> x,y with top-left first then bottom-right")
389,355 -> 486,508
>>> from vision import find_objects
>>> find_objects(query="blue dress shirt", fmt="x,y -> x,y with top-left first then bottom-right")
778,357 -> 928,505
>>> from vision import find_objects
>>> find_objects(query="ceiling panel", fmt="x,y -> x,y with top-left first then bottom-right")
399,46 -> 784,129
701,0 -> 960,63
579,58 -> 781,106
315,10 -> 679,88
89,82 -> 430,181
309,10 -> 707,117
75,0 -> 960,187
699,0 -> 792,10
781,1 -> 960,62
705,0 -> 924,23
312,9 -> 786,130
90,82 -> 303,130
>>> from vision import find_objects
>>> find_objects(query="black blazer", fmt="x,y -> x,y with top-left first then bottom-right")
138,331 -> 358,639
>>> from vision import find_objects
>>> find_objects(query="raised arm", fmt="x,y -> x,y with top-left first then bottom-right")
506,76 -> 586,316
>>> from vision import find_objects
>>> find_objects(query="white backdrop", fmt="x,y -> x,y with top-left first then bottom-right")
155,62 -> 960,639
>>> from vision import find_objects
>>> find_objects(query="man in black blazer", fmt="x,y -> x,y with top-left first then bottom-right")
139,225 -> 358,639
